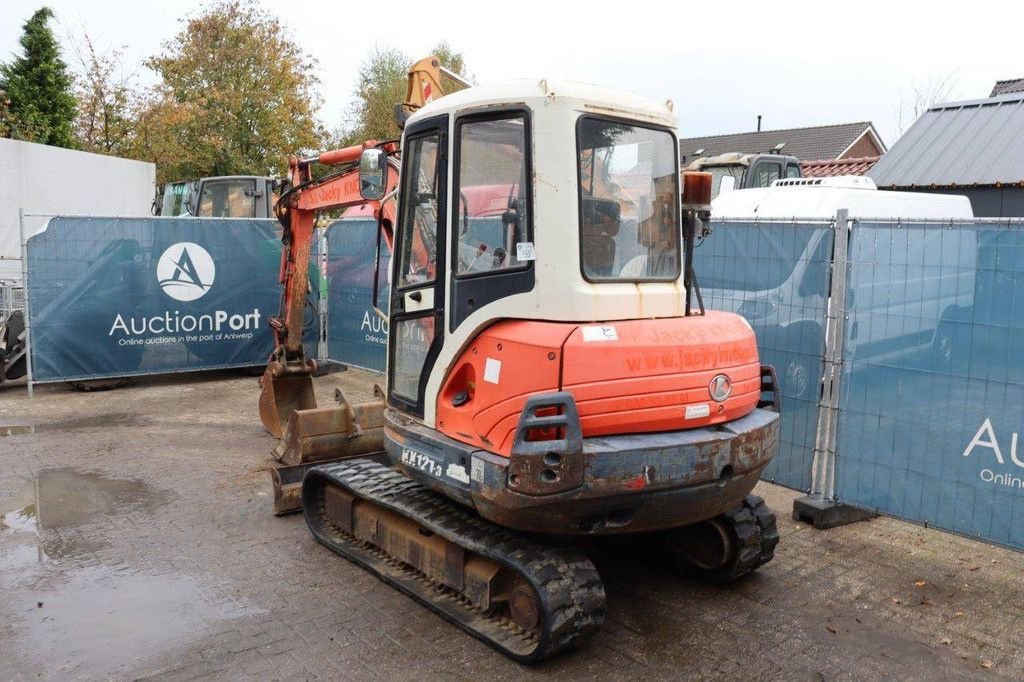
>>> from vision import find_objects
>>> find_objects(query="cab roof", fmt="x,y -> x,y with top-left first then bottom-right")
410,78 -> 677,129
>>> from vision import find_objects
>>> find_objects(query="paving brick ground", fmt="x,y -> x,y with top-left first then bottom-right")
1,369 -> 1022,680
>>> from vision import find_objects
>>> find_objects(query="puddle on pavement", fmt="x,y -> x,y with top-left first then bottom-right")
0,424 -> 36,436
0,470 -> 255,677
0,413 -> 150,437
0,468 -> 172,563
15,565 -> 256,678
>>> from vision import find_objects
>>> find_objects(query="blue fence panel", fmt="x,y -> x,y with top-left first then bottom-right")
27,217 -> 291,382
837,220 -> 1024,550
324,218 -> 389,373
698,219 -> 835,491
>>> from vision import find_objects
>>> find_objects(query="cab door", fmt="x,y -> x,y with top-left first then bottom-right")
387,115 -> 448,418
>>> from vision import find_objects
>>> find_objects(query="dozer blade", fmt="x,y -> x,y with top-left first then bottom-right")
273,388 -> 386,466
270,385 -> 387,514
303,459 -> 606,663
258,364 -> 316,437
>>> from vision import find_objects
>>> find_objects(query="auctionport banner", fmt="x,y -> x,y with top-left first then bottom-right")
26,217 -> 296,382
325,218 -> 389,373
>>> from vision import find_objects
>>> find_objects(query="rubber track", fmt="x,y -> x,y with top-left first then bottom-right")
302,459 -> 606,663
712,494 -> 779,583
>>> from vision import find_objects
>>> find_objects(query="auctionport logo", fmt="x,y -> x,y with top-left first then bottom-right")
157,242 -> 215,301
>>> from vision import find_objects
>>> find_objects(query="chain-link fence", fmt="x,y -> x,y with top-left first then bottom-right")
0,282 -> 24,319
698,218 -> 835,491
835,219 -> 1024,550
323,217 -> 388,373
23,215 -> 293,384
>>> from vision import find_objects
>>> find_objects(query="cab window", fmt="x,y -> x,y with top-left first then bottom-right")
786,163 -> 801,178
196,179 -> 256,217
751,162 -> 782,188
576,117 -> 679,282
454,115 -> 530,276
395,133 -> 441,288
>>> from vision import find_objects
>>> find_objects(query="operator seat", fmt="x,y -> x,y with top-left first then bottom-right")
581,197 -> 621,277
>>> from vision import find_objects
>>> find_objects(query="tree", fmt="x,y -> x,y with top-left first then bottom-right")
0,7 -> 78,147
71,34 -> 137,156
339,42 -> 472,145
895,72 -> 959,136
135,0 -> 322,184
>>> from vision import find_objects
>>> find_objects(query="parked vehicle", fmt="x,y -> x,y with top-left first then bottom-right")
156,176 -> 276,218
706,176 -> 974,399
685,152 -> 802,199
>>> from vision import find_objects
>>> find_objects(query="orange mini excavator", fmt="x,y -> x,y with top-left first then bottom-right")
259,70 -> 781,662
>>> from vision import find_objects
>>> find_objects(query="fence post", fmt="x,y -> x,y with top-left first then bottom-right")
318,230 -> 329,363
18,208 -> 34,399
793,208 -> 875,528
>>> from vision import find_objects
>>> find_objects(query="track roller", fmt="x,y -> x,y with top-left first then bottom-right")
663,495 -> 778,584
302,459 -> 606,663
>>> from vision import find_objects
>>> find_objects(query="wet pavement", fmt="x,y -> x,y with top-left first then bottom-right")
1,369 -> 1023,680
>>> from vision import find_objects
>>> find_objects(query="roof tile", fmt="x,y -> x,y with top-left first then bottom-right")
802,156 -> 881,177
678,122 -> 880,162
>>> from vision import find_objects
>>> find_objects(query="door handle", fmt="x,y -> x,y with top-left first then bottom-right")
409,291 -> 422,302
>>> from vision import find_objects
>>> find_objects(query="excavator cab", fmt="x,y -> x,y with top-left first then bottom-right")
344,78 -> 781,537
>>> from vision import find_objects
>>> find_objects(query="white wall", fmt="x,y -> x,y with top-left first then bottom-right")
0,138 -> 155,281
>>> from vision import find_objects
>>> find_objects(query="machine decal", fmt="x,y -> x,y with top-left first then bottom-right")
446,463 -> 470,484
685,404 -> 711,420
582,325 -> 618,342
401,447 -> 443,478
515,242 -> 536,261
470,458 -> 485,484
484,358 -> 502,384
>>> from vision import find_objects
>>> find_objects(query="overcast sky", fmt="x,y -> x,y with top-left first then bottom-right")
3,0 -> 1022,148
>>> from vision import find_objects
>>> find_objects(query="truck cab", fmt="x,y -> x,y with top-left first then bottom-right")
685,152 -> 802,199
157,175 -> 275,218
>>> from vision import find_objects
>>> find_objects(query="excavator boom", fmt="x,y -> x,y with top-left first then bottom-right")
258,141 -> 399,440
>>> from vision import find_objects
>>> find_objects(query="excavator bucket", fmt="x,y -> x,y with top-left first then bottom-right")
258,364 -> 316,438
270,385 -> 387,515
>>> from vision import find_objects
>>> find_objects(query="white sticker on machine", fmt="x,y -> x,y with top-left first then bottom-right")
484,357 -> 502,384
446,463 -> 470,484
515,242 -> 536,261
685,404 -> 711,420
581,325 -> 618,342
471,458 -> 485,484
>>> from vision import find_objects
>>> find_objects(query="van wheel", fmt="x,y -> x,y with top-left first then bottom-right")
932,323 -> 955,369
784,355 -> 818,402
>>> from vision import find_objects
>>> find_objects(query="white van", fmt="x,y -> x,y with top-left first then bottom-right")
703,177 -> 974,400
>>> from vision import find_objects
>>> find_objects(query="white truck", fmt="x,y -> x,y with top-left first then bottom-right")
0,139 -> 155,384
0,139 -> 155,284
704,176 -> 974,399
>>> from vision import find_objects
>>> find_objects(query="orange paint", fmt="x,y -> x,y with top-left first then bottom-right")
436,312 -> 763,457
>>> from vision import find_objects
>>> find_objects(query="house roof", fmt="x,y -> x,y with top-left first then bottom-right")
991,78 -> 1024,97
802,156 -> 881,178
869,92 -> 1024,188
678,121 -> 884,162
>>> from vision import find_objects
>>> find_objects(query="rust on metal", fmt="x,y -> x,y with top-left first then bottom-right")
323,492 -> 507,609
258,363 -> 316,437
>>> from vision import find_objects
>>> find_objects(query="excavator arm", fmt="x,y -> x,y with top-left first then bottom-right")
260,54 -> 459,513
259,140 -> 400,439
395,56 -> 471,129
